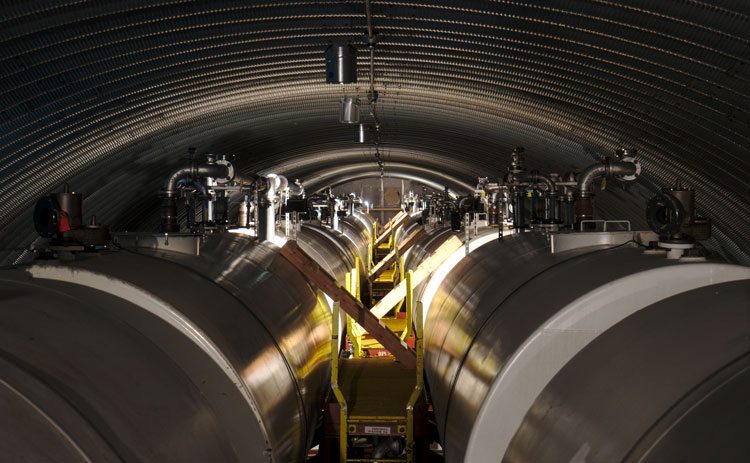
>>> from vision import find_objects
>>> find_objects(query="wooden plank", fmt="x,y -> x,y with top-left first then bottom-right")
374,210 -> 402,234
370,235 -> 463,319
373,212 -> 411,248
279,241 -> 417,368
372,211 -> 400,235
384,211 -> 404,228
369,228 -> 427,281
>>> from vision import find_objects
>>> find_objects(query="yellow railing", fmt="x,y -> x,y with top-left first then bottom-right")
345,270 -> 362,358
400,270 -> 413,342
331,301 -> 348,463
405,301 -> 424,463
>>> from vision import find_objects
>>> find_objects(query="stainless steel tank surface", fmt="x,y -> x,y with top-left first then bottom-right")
296,224 -> 356,283
338,211 -> 374,266
421,232 -> 749,462
0,233 -> 332,462
402,221 -> 500,316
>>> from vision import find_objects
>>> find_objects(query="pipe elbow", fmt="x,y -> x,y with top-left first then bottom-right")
531,171 -> 555,194
289,180 -> 304,197
164,166 -> 195,196
264,174 -> 289,200
577,158 -> 639,197
577,164 -> 607,198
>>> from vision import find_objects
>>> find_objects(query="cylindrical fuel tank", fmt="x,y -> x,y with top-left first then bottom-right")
0,234 -> 332,463
395,214 -> 423,245
295,211 -> 372,283
297,224 -> 357,283
403,222 -> 499,308
338,211 -> 373,265
423,232 -> 750,462
404,226 -> 458,301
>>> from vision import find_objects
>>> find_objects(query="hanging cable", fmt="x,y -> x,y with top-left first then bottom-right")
365,0 -> 384,178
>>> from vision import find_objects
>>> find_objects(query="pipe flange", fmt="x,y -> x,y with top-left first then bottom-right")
214,159 -> 234,184
616,156 -> 640,182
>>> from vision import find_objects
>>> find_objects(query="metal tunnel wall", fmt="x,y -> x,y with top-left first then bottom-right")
0,1 -> 748,263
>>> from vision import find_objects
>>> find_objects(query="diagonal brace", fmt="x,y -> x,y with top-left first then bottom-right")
279,241 -> 416,368
369,227 -> 426,281
370,235 -> 463,319
373,212 -> 411,248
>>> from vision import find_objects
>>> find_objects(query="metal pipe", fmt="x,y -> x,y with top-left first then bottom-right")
162,161 -> 231,232
513,189 -> 525,230
264,174 -> 288,200
513,171 -> 555,193
289,179 -> 304,197
256,174 -> 289,242
577,159 -> 637,198
257,198 -> 275,242
233,171 -> 258,187
348,194 -> 357,215
458,196 -> 472,212
165,162 -> 229,197
511,171 -> 556,222
331,199 -> 340,232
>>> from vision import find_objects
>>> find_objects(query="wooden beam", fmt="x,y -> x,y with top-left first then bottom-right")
279,241 -> 417,368
369,228 -> 427,281
370,235 -> 463,319
373,212 -> 411,248
373,210 -> 401,234
384,211 -> 404,228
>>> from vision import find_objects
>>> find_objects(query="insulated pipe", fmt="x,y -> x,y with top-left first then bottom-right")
577,159 -> 638,198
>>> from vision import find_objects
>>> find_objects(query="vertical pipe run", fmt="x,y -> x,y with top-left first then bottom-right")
513,190 -> 525,231
332,204 -> 340,232
258,200 -> 275,242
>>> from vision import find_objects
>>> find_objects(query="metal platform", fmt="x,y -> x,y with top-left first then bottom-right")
340,358 -> 417,422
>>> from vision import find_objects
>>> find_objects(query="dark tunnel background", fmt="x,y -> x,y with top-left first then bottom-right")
0,0 -> 747,264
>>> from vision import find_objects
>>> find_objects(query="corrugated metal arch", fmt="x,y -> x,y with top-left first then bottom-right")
0,1 -> 747,263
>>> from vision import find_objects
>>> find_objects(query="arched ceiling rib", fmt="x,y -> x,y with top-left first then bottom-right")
0,1 -> 748,264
